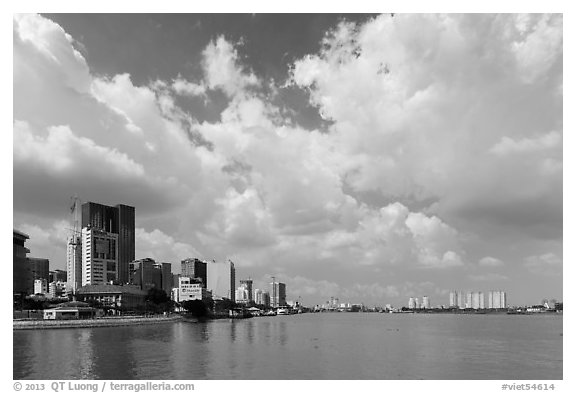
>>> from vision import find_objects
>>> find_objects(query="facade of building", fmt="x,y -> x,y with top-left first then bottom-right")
236,286 -> 249,304
34,278 -> 48,295
28,257 -> 49,293
50,269 -> 67,283
207,260 -> 236,301
49,281 -> 67,298
488,291 -> 507,309
129,258 -> 171,293
239,279 -> 253,303
81,202 -> 135,284
422,296 -> 430,309
174,276 -> 212,302
66,235 -> 82,294
449,291 -> 458,308
254,289 -> 270,307
408,297 -> 416,309
13,230 -> 31,296
271,282 -> 286,307
181,258 -> 207,288
76,284 -> 147,311
457,291 -> 465,309
470,292 -> 484,309
82,227 -> 119,286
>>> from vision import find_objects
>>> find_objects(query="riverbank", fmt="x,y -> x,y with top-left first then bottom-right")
13,315 -> 183,330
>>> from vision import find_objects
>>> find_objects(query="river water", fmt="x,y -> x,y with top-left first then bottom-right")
13,312 -> 562,380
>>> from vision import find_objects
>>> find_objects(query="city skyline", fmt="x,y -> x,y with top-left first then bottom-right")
13,13 -> 562,306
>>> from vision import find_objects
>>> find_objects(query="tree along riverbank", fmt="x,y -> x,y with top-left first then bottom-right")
13,315 -> 183,330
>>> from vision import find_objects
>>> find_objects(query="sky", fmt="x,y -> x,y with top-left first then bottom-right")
13,13 -> 563,307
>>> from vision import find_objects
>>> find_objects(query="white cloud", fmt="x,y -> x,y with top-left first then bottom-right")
136,228 -> 203,268
172,77 -> 206,97
478,256 -> 504,267
524,253 -> 562,275
511,14 -> 563,84
14,121 -> 145,178
468,273 -> 508,281
489,131 -> 561,156
202,35 -> 260,97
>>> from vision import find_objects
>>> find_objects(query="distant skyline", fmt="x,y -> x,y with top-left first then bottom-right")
13,14 -> 562,305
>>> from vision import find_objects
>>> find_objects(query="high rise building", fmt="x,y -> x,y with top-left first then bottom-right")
488,290 -> 507,309
414,297 -> 420,309
49,269 -> 67,283
207,259 -> 236,301
471,292 -> 484,309
239,279 -> 253,303
422,296 -> 430,309
81,202 -> 135,284
408,297 -> 416,309
466,292 -> 473,309
181,258 -> 207,288
67,235 -> 82,294
28,257 -> 49,294
271,282 -> 286,307
449,291 -> 458,308
457,291 -> 465,309
235,286 -> 249,304
13,230 -> 31,296
82,227 -> 119,286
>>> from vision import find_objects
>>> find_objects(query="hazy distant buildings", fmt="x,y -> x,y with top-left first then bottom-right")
207,260 -> 236,301
13,230 -> 31,297
50,269 -> 67,283
408,297 -> 416,309
81,202 -> 135,284
422,296 -> 430,309
488,291 -> 507,309
449,291 -> 458,308
181,258 -> 207,288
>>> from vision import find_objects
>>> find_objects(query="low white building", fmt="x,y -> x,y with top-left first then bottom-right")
173,276 -> 212,302
34,279 -> 47,295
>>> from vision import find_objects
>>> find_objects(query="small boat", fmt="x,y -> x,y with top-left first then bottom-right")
276,307 -> 290,315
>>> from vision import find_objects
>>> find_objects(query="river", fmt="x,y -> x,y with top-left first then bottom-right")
13,312 -> 562,380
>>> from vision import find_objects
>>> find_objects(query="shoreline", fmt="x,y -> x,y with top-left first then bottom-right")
13,315 -> 184,330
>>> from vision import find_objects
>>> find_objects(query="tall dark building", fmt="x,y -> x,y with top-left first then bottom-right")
13,230 -> 30,297
181,258 -> 207,288
129,258 -> 172,294
28,257 -> 49,293
82,202 -> 135,284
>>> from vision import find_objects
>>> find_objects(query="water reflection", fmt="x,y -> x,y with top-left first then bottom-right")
13,314 -> 563,380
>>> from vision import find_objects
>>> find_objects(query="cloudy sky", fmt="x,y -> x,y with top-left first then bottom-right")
13,13 -> 562,306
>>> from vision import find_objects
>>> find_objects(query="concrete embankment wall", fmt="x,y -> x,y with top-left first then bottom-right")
13,315 -> 183,330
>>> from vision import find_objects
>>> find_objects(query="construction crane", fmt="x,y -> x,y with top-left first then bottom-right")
68,194 -> 82,242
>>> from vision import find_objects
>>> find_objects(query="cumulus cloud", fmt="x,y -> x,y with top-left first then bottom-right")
202,35 -> 260,97
524,253 -> 562,275
13,14 -> 562,304
489,131 -> 561,156
172,77 -> 207,97
478,256 -> 504,267
468,273 -> 508,281
135,228 -> 203,268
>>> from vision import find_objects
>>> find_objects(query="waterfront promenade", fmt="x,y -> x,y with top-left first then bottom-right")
13,315 -> 183,330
